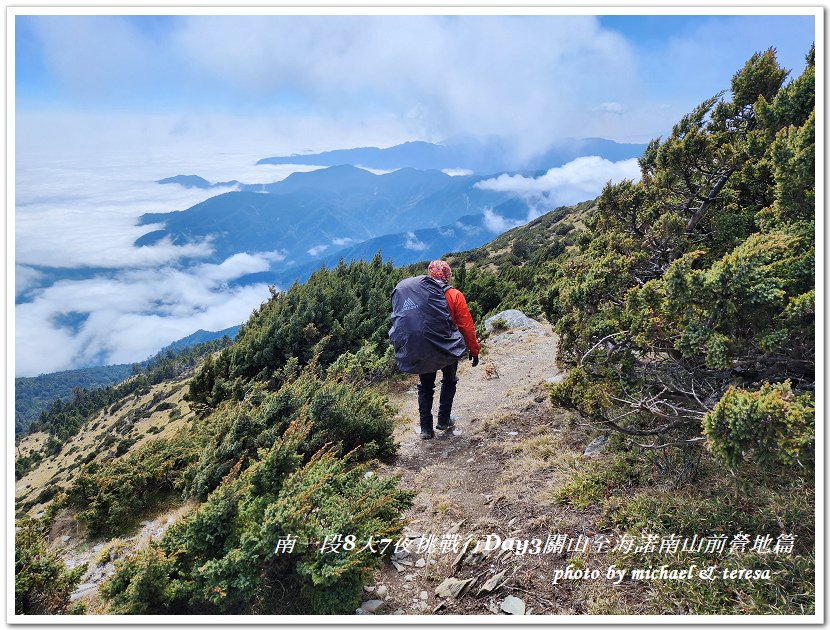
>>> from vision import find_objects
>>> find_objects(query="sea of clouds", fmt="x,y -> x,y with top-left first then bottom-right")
14,149 -> 322,377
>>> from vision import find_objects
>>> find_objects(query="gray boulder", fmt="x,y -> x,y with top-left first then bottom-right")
485,310 -> 542,333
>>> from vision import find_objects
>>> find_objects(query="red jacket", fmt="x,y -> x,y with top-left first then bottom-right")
445,287 -> 481,356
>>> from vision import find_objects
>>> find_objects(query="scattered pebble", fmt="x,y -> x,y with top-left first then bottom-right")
435,576 -> 475,599
415,558 -> 426,568
359,599 -> 387,614
375,585 -> 388,597
584,435 -> 609,457
500,595 -> 526,615
420,590 -> 428,600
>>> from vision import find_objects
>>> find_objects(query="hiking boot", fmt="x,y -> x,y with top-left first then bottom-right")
420,430 -> 435,440
436,414 -> 457,431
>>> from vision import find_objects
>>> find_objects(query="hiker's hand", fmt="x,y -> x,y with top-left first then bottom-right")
469,352 -> 479,367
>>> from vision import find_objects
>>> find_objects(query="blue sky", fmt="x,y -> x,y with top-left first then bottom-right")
16,14 -> 816,150
12,13 -> 817,375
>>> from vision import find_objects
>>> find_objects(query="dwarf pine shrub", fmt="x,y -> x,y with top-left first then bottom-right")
102,418 -> 413,614
703,380 -> 814,468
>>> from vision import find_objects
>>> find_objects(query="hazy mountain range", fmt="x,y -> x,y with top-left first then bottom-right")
143,164 -> 515,268
144,137 -> 645,287
256,136 -> 646,173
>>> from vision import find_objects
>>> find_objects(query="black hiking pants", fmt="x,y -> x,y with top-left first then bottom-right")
417,361 -> 459,435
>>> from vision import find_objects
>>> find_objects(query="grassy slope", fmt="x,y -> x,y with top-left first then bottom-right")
15,376 -> 194,518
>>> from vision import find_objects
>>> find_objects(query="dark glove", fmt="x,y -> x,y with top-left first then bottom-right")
469,352 -> 479,367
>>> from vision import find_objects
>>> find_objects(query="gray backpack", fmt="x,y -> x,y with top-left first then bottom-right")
388,275 -> 468,374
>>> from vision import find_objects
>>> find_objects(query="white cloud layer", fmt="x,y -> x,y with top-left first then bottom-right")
476,156 -> 642,206
483,208 -> 528,234
15,254 -> 277,376
22,15 -> 645,158
307,244 -> 328,257
442,168 -> 475,177
477,156 -> 642,234
13,148 -> 302,376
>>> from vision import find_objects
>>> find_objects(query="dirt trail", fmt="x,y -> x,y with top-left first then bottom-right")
372,319 -> 582,615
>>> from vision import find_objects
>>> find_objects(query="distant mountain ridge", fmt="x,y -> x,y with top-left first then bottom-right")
157,175 -> 240,189
136,164 -> 514,266
159,326 -> 240,353
262,198 -> 534,287
256,137 -> 646,173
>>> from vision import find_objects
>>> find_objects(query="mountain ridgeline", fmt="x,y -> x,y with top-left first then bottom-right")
15,48 -> 815,617
138,165 -> 515,272
255,136 -> 647,173
143,137 -> 646,290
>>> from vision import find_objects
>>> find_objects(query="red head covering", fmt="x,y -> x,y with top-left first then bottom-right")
428,260 -> 452,283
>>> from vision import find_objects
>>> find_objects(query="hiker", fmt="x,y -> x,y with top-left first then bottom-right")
388,260 -> 480,440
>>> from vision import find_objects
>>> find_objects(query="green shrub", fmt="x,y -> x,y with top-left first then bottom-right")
115,437 -> 137,456
66,435 -> 198,536
15,451 -> 42,480
489,318 -> 509,333
186,370 -> 396,500
102,418 -> 414,614
326,342 -> 396,385
553,449 -> 647,509
15,516 -> 87,614
549,366 -> 615,418
539,48 -> 815,451
703,380 -> 814,468
594,461 -> 814,615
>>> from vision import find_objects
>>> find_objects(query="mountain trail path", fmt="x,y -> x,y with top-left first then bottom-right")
372,319 -> 589,615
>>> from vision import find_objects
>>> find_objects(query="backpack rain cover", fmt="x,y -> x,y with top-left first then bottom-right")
388,275 -> 468,374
